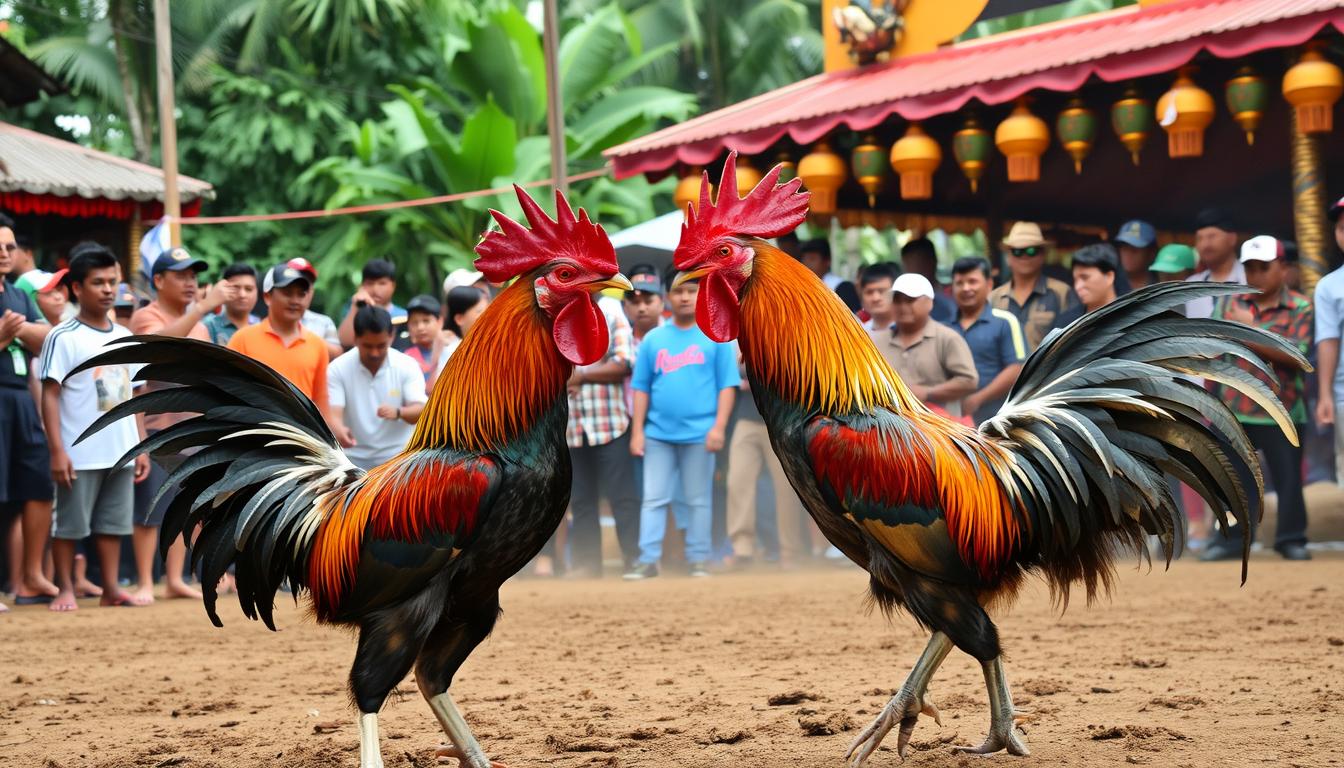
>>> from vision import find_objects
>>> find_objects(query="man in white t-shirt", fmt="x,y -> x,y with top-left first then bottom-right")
328,305 -> 427,471
38,244 -> 149,612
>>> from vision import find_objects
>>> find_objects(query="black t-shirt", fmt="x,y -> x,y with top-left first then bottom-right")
0,277 -> 41,389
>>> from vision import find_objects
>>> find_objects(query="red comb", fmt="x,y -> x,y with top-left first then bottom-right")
673,152 -> 810,268
475,186 -> 617,282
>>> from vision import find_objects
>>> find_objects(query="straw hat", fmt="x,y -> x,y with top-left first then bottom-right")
1002,221 -> 1047,249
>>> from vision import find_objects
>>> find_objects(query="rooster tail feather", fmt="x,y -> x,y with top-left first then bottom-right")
71,336 -> 362,629
982,282 -> 1305,599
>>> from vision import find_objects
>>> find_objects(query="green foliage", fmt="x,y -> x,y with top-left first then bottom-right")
962,0 -> 1137,41
0,0 -> 823,309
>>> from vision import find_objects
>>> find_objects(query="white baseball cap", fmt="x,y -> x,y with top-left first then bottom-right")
891,273 -> 935,299
1239,235 -> 1284,263
443,268 -> 485,294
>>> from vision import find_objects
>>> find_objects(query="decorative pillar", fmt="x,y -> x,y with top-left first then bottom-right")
1291,108 -> 1330,294
128,206 -> 144,290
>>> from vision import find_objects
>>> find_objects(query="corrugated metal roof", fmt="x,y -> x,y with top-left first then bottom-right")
605,0 -> 1344,178
0,121 -> 213,202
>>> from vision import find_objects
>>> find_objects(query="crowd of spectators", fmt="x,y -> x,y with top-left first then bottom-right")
1,197 -> 1340,611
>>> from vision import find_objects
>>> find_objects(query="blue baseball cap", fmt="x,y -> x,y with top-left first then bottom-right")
1114,220 -> 1156,249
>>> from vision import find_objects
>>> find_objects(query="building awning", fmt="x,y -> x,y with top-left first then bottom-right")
0,121 -> 212,220
605,0 -> 1344,179
0,37 -> 63,108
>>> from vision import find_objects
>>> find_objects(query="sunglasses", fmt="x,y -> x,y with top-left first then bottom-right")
1009,246 -> 1043,258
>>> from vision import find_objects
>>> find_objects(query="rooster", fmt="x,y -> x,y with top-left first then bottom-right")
672,155 -> 1305,764
72,187 -> 632,768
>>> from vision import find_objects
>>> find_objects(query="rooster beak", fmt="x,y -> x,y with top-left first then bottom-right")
587,274 -> 634,294
671,267 -> 712,289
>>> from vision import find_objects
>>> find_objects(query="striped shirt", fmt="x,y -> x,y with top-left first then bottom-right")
566,297 -> 634,447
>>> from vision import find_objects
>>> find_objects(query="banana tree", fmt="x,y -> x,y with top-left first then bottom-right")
299,1 -> 696,301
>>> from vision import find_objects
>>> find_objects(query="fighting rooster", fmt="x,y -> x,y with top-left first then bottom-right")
73,187 -> 631,768
672,155 -> 1304,763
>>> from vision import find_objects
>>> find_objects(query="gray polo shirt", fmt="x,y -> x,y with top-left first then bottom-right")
869,321 -> 978,417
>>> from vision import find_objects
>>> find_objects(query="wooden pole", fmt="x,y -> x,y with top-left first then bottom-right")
154,0 -> 182,248
1290,107 -> 1329,294
542,0 -> 567,198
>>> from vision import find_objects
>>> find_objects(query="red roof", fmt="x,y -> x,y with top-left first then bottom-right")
605,0 -> 1344,179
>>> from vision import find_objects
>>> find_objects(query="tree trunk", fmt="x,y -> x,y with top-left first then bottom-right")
111,0 -> 152,163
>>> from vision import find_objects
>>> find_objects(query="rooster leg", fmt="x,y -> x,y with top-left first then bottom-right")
416,597 -> 504,768
426,693 -> 505,768
844,631 -> 953,766
954,657 -> 1030,756
359,712 -> 385,768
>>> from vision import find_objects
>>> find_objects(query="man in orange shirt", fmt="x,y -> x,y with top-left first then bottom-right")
229,263 -> 330,416
128,246 -> 237,603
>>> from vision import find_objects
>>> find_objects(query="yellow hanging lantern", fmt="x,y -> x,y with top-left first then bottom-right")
733,155 -> 763,197
1156,67 -> 1215,158
797,141 -> 847,215
1224,66 -> 1268,145
1055,98 -> 1097,174
774,152 -> 797,183
851,135 -> 889,207
1111,86 -> 1152,165
674,166 -> 704,214
1283,43 -> 1343,134
889,124 -> 941,200
994,99 -> 1050,183
952,116 -> 991,193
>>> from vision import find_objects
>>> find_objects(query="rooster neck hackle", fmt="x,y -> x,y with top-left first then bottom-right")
739,244 -> 922,415
408,277 -> 569,453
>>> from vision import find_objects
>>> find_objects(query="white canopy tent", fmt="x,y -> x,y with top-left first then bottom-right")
607,210 -> 684,276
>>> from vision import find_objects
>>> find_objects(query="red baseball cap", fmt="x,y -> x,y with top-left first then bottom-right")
286,257 -> 318,279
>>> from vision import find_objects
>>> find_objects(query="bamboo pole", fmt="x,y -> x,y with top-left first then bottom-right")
153,0 -> 181,248
1290,107 -> 1329,294
542,0 -> 567,198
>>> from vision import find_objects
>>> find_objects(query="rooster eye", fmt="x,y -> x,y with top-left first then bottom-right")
556,267 -> 575,281
718,246 -> 731,257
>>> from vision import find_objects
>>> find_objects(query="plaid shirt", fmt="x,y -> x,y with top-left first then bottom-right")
1213,288 -> 1312,425
566,297 -> 634,447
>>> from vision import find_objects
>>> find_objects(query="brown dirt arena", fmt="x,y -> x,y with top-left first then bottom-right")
3,554 -> 1341,768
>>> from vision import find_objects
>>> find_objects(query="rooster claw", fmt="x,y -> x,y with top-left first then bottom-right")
952,724 -> 1030,757
435,744 -> 509,768
845,689 -> 941,766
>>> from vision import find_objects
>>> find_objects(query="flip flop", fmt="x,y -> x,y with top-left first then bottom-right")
14,594 -> 54,606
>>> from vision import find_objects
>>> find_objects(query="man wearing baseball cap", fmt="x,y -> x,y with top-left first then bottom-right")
15,268 -> 70,325
1114,219 -> 1158,290
282,257 -> 341,359
1312,193 -> 1344,494
869,273 -> 978,418
1151,243 -> 1198,282
228,263 -> 330,416
1203,235 -> 1312,562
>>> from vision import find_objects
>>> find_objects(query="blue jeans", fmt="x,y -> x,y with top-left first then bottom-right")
638,437 -> 715,564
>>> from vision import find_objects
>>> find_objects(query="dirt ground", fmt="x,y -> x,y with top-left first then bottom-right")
3,554 -> 1342,768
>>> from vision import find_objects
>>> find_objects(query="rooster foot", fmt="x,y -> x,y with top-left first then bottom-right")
952,722 -> 1030,756
845,688 -> 942,766
435,744 -> 508,768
